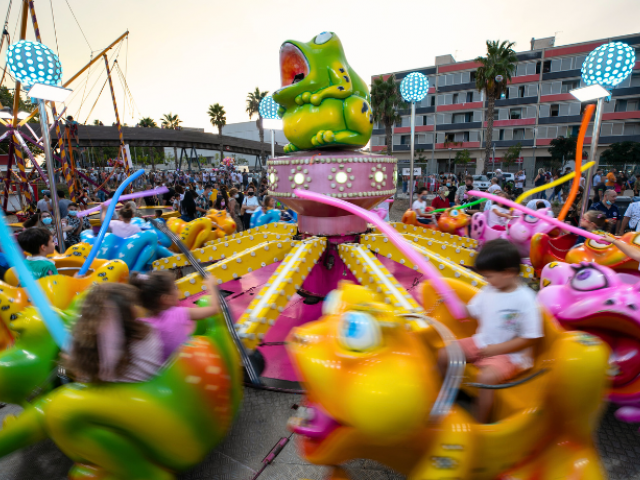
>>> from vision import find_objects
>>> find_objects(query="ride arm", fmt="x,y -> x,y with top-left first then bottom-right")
188,275 -> 221,320
602,235 -> 640,262
309,63 -> 354,106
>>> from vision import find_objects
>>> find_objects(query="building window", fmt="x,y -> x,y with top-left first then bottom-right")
509,108 -> 522,120
615,99 -> 628,113
513,128 -> 525,140
561,79 -> 580,93
543,60 -> 551,73
499,129 -> 505,141
444,133 -> 455,143
631,74 -> 640,88
550,104 -> 559,117
466,91 -> 474,102
400,135 -> 411,145
452,113 -> 465,124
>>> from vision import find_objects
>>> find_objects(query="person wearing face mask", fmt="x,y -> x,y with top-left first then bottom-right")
241,187 -> 260,230
592,189 -> 619,234
431,186 -> 451,213
412,187 -> 433,225
63,202 -> 91,248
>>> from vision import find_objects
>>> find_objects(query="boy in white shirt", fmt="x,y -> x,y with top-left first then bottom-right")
438,239 -> 543,422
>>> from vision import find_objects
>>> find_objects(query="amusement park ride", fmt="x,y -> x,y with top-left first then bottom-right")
0,8 -> 639,479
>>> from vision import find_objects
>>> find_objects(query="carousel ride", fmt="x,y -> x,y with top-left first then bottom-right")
0,25 -> 636,480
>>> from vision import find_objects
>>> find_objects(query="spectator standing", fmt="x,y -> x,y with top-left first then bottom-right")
533,169 -> 546,200
57,190 -> 73,219
514,170 -> 526,197
618,197 -> 640,234
605,169 -> 617,190
37,190 -> 52,213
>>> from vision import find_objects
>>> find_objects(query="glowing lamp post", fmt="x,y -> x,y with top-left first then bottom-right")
7,40 -> 71,249
400,72 -> 429,206
570,42 -> 635,218
259,95 -> 282,164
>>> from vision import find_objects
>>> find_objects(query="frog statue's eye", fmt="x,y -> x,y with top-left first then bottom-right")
339,311 -> 382,352
450,210 -> 459,217
315,32 -> 333,45
570,266 -> 608,292
524,214 -> 538,224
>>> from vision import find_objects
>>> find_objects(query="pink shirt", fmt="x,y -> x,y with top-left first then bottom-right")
141,306 -> 193,361
109,220 -> 141,238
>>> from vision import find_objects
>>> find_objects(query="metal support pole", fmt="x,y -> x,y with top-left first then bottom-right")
271,129 -> 275,159
38,99 -> 65,251
581,96 -> 605,219
104,56 -> 130,183
409,101 -> 416,207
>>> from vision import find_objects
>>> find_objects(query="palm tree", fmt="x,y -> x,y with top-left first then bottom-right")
161,112 -> 182,130
246,87 -> 268,168
138,117 -> 158,128
371,75 -> 406,155
474,40 -> 517,173
208,103 -> 227,164
207,103 -> 226,134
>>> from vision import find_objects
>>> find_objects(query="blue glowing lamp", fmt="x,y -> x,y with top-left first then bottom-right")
6,40 -> 62,88
400,72 -> 429,103
582,42 -> 635,88
259,95 -> 281,120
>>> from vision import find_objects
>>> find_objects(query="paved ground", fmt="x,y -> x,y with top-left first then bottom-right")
1,387 -> 640,480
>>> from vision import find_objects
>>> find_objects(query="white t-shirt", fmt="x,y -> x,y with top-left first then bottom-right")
467,284 -> 543,368
515,175 -> 526,189
109,221 -> 142,238
412,199 -> 428,216
487,184 -> 501,194
488,204 -> 510,227
526,199 -> 551,210
624,201 -> 640,231
243,195 -> 260,213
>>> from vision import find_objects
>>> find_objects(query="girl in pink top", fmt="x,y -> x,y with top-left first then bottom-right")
131,271 -> 221,361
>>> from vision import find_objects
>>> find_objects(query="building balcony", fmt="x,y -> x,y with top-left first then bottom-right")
436,101 -> 484,112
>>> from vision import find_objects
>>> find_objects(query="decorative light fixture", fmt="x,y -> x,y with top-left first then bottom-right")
260,95 -> 283,162
26,83 -> 72,102
259,95 -> 281,120
581,41 -> 635,88
6,40 -> 63,88
399,72 -> 429,206
570,84 -> 611,102
399,72 -> 429,103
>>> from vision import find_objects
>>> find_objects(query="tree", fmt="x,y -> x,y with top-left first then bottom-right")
138,117 -> 158,128
601,141 -> 640,166
92,119 -> 103,126
161,113 -> 182,130
474,40 -> 517,173
548,136 -> 579,169
503,142 -> 522,167
454,149 -> 472,166
208,103 -> 227,166
246,88 -> 268,168
207,103 -> 226,135
371,75 -> 406,155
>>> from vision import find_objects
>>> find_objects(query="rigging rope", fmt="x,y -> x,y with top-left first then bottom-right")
48,0 -> 60,55
83,77 -> 108,125
64,0 -> 92,51
76,52 -> 93,120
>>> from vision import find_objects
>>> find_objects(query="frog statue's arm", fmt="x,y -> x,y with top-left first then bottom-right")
296,61 -> 355,106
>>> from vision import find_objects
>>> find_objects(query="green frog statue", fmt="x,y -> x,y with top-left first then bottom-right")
273,32 -> 373,153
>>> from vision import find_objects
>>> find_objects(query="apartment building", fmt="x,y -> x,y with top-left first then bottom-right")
371,33 -> 640,179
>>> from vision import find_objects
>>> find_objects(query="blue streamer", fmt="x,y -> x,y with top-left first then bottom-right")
78,170 -> 145,276
0,209 -> 69,349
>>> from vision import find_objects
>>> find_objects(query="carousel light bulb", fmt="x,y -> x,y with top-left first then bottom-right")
400,72 -> 429,103
6,40 -> 62,88
259,95 -> 281,120
581,42 -> 635,87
